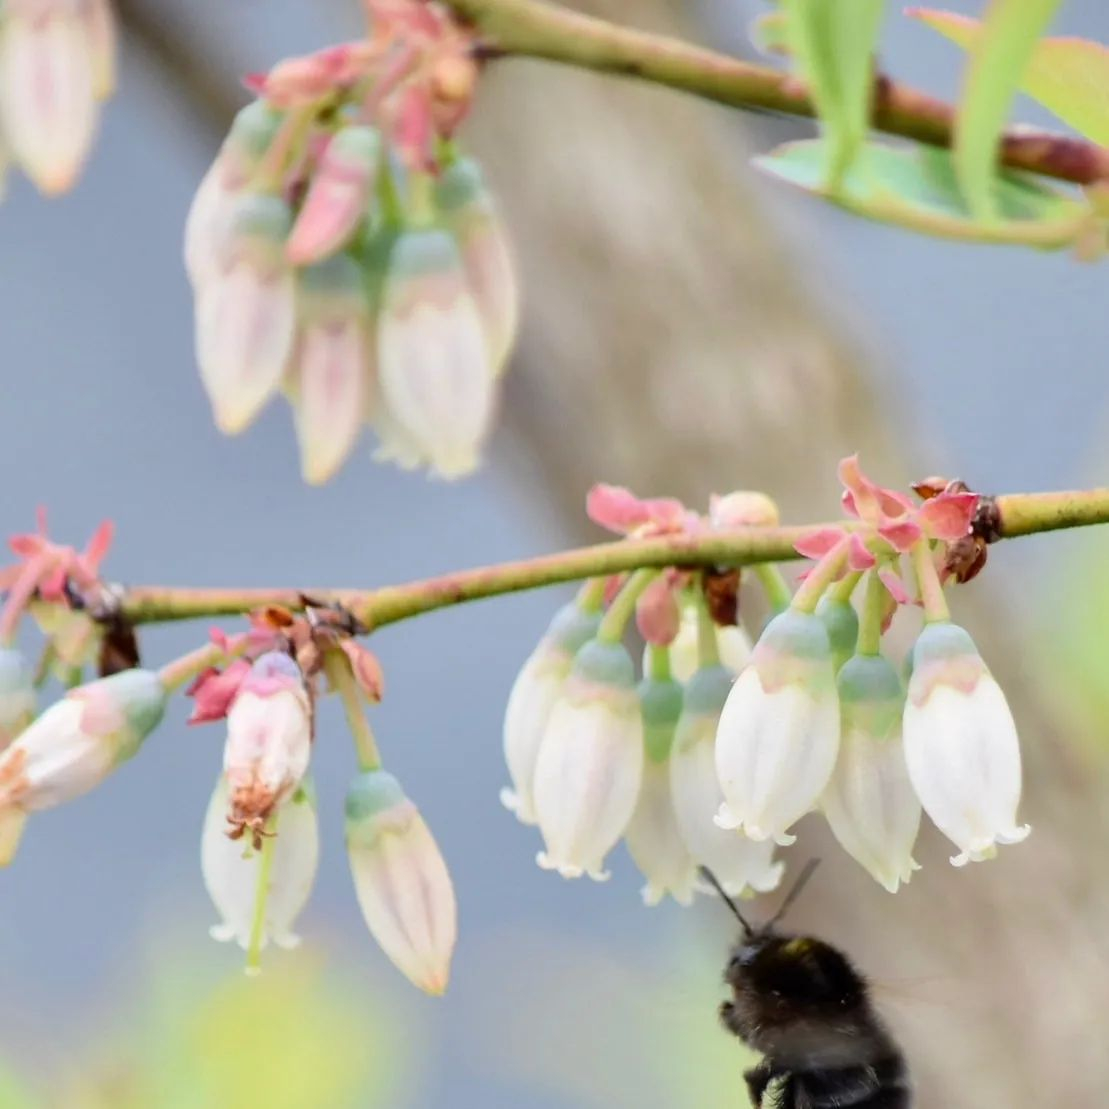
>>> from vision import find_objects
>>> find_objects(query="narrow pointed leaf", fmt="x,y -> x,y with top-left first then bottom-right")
784,0 -> 885,187
953,0 -> 1063,221
908,8 -> 1109,146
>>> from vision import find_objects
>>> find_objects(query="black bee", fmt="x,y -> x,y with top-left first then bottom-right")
701,863 -> 911,1109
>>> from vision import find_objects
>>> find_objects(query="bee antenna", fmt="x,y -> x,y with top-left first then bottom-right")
766,858 -> 821,930
698,866 -> 753,936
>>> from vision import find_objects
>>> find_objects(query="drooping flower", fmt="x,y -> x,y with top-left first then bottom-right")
286,253 -> 372,484
708,490 -> 780,530
500,599 -> 602,825
714,609 -> 840,845
624,668 -> 697,906
670,664 -> 784,897
286,125 -> 382,266
669,604 -> 751,682
822,654 -> 920,892
0,0 -> 99,196
376,226 -> 495,478
345,769 -> 457,995
184,100 -> 284,287
532,640 -> 644,880
222,651 -> 313,846
202,776 -> 319,956
0,669 -> 167,864
195,193 -> 297,435
903,622 -> 1029,867
435,156 -> 519,374
0,647 -> 35,749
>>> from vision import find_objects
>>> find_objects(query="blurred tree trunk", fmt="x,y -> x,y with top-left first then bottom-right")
465,2 -> 1109,1105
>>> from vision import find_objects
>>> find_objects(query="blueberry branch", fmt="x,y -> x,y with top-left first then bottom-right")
113,488 -> 1109,630
444,0 -> 1109,187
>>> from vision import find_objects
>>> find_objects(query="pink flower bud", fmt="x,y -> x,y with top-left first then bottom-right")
0,669 -> 167,864
0,0 -> 98,195
202,775 -> 318,956
195,194 -> 297,434
222,652 -> 312,845
286,126 -> 382,265
435,158 -> 519,375
377,227 -> 495,479
345,770 -> 457,995
286,254 -> 372,484
184,101 -> 285,286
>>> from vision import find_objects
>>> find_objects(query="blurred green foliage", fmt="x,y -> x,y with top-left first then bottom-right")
0,949 -> 411,1109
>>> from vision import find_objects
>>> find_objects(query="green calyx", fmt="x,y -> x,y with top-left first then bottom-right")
571,640 -> 636,690
228,101 -> 285,163
759,608 -> 833,661
297,253 -> 366,317
344,769 -> 408,828
103,669 -> 168,764
546,601 -> 603,657
637,675 -> 684,762
911,621 -> 979,668
838,655 -> 903,740
329,125 -> 382,168
815,596 -> 860,669
388,226 -> 464,280
682,664 -> 735,718
230,193 -> 294,244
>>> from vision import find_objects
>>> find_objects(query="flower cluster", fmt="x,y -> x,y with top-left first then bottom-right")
0,0 -> 115,198
186,0 -> 518,483
504,461 -> 1029,904
502,485 -> 785,903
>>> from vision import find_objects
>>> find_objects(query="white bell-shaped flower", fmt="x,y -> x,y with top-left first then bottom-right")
714,609 -> 840,845
670,665 -> 784,897
903,622 -> 1029,867
202,776 -> 319,957
532,640 -> 644,880
501,600 -> 602,824
345,769 -> 457,995
822,654 -> 920,892
287,253 -> 372,484
624,672 -> 697,906
0,669 -> 167,864
195,194 -> 297,435
0,0 -> 97,195
377,227 -> 496,479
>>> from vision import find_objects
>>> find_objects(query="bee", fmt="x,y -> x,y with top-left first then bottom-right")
701,863 -> 911,1109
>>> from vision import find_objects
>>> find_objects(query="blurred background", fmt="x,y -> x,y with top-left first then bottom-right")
2,0 -> 1109,1105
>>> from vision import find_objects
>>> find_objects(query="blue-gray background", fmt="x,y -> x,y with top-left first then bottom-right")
1,2 -> 1106,1106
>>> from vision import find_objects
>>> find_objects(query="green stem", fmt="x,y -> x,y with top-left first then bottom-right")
832,570 -> 863,603
576,577 -> 607,614
157,636 -> 249,695
442,0 -> 1109,187
596,568 -> 657,644
695,591 -> 720,668
753,563 -> 792,614
791,541 -> 850,615
323,651 -> 382,771
245,817 -> 277,976
857,570 -> 885,657
407,171 -> 436,227
112,486 -> 1109,630
911,542 -> 950,624
647,642 -> 671,681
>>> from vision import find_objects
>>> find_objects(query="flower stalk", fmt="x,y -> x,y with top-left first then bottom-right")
911,541 -> 950,624
323,650 -> 382,771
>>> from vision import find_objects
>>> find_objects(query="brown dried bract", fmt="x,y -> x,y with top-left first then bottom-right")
703,567 -> 741,627
942,535 -> 989,585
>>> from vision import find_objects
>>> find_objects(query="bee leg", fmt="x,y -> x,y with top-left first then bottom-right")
743,1060 -> 781,1108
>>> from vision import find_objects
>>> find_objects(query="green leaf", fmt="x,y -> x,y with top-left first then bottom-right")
908,7 -> 1109,146
953,0 -> 1063,221
749,11 -> 791,58
755,138 -> 1089,246
783,0 -> 885,188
